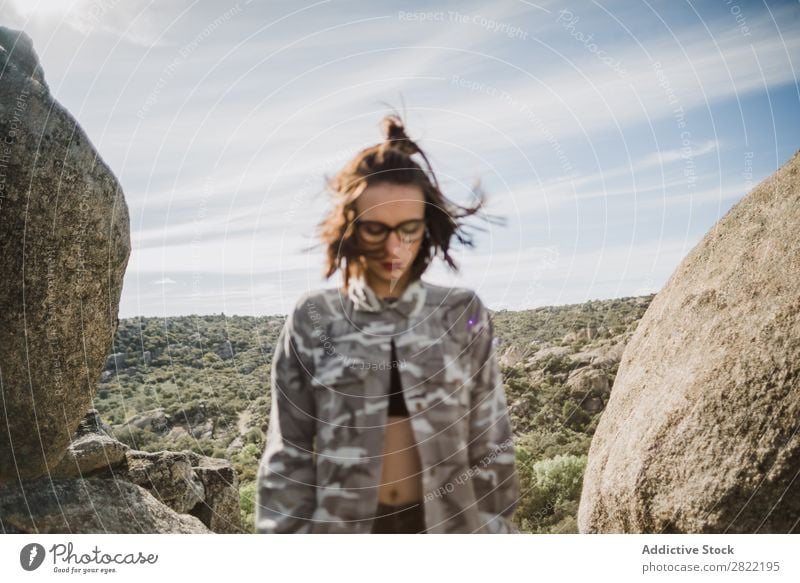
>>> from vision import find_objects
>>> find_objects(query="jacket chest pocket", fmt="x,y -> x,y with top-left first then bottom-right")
315,320 -> 390,385
400,322 -> 471,417
312,319 -> 388,416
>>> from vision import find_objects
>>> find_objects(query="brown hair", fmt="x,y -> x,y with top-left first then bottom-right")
305,111 -> 504,291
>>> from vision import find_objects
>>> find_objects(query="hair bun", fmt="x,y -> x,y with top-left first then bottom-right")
381,114 -> 417,155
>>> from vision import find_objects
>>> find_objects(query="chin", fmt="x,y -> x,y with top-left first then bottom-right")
369,263 -> 405,282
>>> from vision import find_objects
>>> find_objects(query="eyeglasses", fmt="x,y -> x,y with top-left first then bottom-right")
354,218 -> 427,244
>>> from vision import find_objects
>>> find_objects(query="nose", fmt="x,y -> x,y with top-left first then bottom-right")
385,230 -> 403,256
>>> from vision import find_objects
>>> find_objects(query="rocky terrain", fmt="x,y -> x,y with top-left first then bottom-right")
90,295 -> 653,533
579,149 -> 800,534
0,25 -> 241,534
2,22 -> 797,534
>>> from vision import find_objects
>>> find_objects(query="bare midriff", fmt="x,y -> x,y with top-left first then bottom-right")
378,414 -> 423,504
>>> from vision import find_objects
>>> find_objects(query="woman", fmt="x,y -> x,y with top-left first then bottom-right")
256,113 -> 519,534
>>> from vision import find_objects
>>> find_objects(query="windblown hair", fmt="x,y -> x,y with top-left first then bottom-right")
307,111 -> 504,291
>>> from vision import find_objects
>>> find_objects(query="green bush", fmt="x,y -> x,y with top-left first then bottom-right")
513,451 -> 587,534
532,454 -> 586,505
240,443 -> 260,460
240,481 -> 256,533
562,401 -> 591,431
115,426 -> 156,450
245,427 -> 264,446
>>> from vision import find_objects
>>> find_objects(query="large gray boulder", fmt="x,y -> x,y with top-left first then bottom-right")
0,478 -> 211,533
48,411 -> 242,533
109,449 -> 241,534
51,433 -> 130,478
578,150 -> 800,533
0,26 -> 130,482
183,451 -> 243,534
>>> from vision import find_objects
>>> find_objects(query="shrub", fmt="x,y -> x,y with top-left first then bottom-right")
115,426 -> 156,450
532,453 -> 586,505
240,443 -> 260,460
513,450 -> 587,534
244,427 -> 264,446
239,480 -> 256,533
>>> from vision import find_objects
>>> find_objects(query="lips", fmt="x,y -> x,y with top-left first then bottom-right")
382,261 -> 402,271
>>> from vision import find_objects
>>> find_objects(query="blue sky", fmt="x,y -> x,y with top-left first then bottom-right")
3,0 -> 798,317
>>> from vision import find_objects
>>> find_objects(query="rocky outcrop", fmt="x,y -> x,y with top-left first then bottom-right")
107,449 -> 241,534
74,408 -> 114,438
51,433 -> 130,477
578,150 -> 800,533
47,414 -> 242,534
182,451 -> 242,534
0,27 -> 241,534
525,346 -> 571,370
0,25 -> 130,482
0,478 -> 211,534
566,367 -> 611,413
116,403 -> 217,440
498,344 -> 532,368
120,407 -> 174,435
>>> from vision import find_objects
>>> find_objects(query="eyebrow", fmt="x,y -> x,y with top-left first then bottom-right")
356,218 -> 425,226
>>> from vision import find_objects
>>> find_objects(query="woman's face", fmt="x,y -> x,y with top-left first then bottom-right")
353,182 -> 426,289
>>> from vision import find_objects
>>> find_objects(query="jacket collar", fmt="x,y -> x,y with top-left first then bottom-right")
346,272 -> 427,318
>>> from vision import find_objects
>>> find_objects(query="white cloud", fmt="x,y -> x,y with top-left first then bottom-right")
6,0 -> 793,317
637,140 -> 719,168
2,0 -> 182,47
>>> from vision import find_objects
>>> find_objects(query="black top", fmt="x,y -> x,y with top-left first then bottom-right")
387,338 -> 409,416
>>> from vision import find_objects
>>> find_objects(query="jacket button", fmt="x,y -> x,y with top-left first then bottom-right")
416,402 -> 424,412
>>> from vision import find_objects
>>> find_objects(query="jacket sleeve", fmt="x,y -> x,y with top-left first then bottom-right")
255,301 -> 317,533
466,294 -> 521,533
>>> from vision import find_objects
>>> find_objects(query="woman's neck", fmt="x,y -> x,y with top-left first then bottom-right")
365,270 -> 411,300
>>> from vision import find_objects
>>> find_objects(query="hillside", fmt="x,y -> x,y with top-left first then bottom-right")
95,294 -> 655,533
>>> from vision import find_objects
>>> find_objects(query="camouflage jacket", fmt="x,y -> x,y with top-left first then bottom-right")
255,273 -> 520,533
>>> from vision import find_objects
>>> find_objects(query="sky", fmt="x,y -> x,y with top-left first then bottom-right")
2,0 -> 798,317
